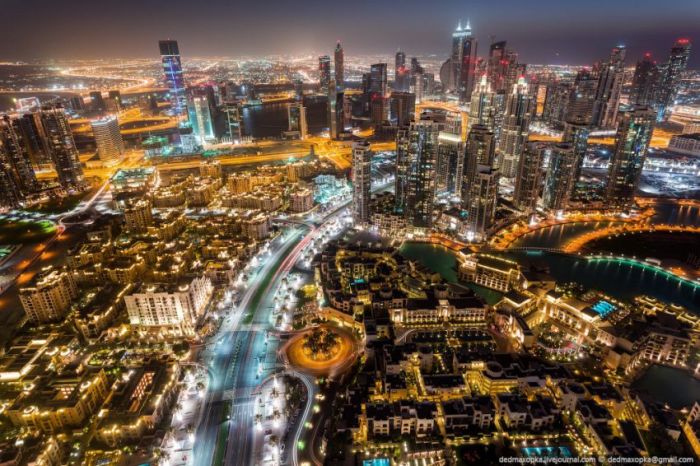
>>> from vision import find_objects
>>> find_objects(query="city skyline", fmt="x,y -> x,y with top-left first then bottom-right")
1,0 -> 699,67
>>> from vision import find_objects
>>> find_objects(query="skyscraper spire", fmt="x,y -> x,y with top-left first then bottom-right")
465,18 -> 471,32
457,20 -> 462,31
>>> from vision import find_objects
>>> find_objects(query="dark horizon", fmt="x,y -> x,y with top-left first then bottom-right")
2,0 -> 699,68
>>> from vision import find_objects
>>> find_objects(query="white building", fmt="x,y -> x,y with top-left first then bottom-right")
91,116 -> 125,166
19,267 -> 78,323
125,275 -> 213,337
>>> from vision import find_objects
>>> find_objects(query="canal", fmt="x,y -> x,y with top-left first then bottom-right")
632,365 -> 700,409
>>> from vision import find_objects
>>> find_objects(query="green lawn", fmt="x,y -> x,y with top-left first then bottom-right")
0,219 -> 57,244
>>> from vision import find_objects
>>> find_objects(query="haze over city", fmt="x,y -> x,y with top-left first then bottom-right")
0,1 -> 698,466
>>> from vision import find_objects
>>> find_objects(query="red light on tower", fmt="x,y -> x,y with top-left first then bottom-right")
676,38 -> 691,46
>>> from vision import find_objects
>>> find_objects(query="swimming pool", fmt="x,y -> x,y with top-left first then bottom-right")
591,300 -> 616,318
522,446 -> 572,458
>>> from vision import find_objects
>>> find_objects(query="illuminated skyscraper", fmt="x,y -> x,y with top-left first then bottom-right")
487,41 -> 507,91
40,105 -> 84,188
436,114 -> 463,195
319,55 -> 331,94
629,53 -> 660,107
592,45 -> 626,128
18,112 -> 52,169
369,63 -> 388,126
466,165 -> 498,237
498,77 -> 532,179
657,38 -> 692,118
0,115 -> 40,194
562,121 -> 590,188
606,106 -> 655,207
513,142 -> 545,213
352,140 -> 371,226
469,74 -> 496,130
91,116 -> 124,166
542,143 -> 577,211
451,20 -> 478,102
334,41 -> 344,90
394,50 -> 409,91
224,102 -> 243,143
395,117 -> 439,229
187,90 -> 216,144
566,69 -> 597,125
159,40 -> 187,116
327,81 -> 344,139
461,124 -> 496,205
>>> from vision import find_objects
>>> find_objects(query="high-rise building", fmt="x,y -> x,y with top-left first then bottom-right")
606,106 -> 655,207
566,69 -> 598,125
0,164 -> 22,210
592,46 -> 626,128
498,77 -> 532,178
562,121 -> 590,188
224,102 -> 243,143
327,81 -> 344,139
469,74 -> 496,130
513,142 -> 545,213
91,116 -> 124,166
334,41 -> 344,90
89,91 -> 106,113
352,140 -> 371,226
394,50 -> 409,91
436,123 -> 463,196
461,124 -> 496,205
542,81 -> 572,128
18,112 -> 52,169
288,103 -> 308,140
629,53 -> 660,107
657,38 -> 692,118
40,105 -> 84,188
466,165 -> 498,237
542,143 -> 577,211
188,90 -> 216,144
390,92 -> 415,127
369,63 -> 388,96
487,41 -> 507,91
451,20 -> 478,102
159,40 -> 187,116
0,115 -> 40,194
395,117 -> 439,229
319,55 -> 331,94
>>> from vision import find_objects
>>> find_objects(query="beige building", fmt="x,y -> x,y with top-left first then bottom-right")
19,267 -> 78,323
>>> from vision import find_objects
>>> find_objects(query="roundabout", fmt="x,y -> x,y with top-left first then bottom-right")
283,324 -> 359,377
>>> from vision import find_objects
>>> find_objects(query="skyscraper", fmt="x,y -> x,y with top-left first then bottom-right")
91,116 -> 124,166
487,41 -> 508,92
395,117 -> 439,229
657,38 -> 692,118
159,40 -> 187,116
40,106 -> 84,188
466,165 -> 499,238
394,50 -> 409,92
562,121 -> 590,189
592,45 -> 626,128
0,115 -> 40,194
566,69 -> 598,125
461,124 -> 496,205
187,90 -> 216,144
18,112 -> 52,169
469,74 -> 496,130
498,77 -> 532,179
352,140 -> 371,226
451,20 -> 478,102
319,55 -> 331,94
334,41 -> 344,91
629,53 -> 660,107
288,103 -> 308,140
606,106 -> 655,207
513,142 -> 545,213
436,116 -> 463,196
369,63 -> 388,126
224,102 -> 243,143
327,81 -> 344,139
542,143 -> 577,211
390,92 -> 415,128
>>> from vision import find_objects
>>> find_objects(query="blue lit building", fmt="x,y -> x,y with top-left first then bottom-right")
159,40 -> 187,116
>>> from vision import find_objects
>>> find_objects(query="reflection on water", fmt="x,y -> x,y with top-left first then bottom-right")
512,221 -> 619,249
632,364 -> 700,408
652,201 -> 700,227
399,242 -> 503,305
241,100 -> 327,138
504,251 -> 699,313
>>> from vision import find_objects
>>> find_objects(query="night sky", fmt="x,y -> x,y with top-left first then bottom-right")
3,0 -> 699,67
